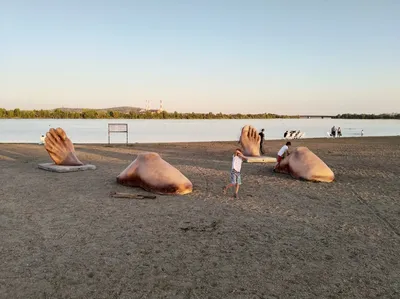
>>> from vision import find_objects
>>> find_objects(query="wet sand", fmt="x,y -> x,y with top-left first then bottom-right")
1,137 -> 399,298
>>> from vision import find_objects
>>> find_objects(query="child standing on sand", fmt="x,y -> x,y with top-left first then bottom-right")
223,148 -> 247,199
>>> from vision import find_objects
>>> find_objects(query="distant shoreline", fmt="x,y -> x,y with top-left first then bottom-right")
0,108 -> 399,120
1,116 -> 400,120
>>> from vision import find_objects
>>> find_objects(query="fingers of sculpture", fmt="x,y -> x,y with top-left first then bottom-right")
45,128 -> 67,154
45,132 -> 57,151
247,126 -> 255,139
46,129 -> 60,146
49,128 -> 62,143
244,126 -> 250,139
56,127 -> 67,141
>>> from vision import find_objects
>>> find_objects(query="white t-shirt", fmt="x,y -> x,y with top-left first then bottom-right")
232,155 -> 243,172
277,145 -> 289,157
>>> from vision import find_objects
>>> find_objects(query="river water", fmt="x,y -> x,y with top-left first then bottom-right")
0,119 -> 399,144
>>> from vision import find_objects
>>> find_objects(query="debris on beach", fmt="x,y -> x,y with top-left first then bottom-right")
110,191 -> 157,199
179,220 -> 221,232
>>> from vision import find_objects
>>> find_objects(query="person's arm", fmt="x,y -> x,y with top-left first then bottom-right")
238,153 -> 248,161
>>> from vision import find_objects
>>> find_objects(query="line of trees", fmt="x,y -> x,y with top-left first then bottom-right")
333,113 -> 400,119
0,108 -> 297,119
1,108 -> 399,120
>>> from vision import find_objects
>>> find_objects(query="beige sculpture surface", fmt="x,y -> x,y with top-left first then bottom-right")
117,152 -> 193,195
239,125 -> 261,156
275,146 -> 335,182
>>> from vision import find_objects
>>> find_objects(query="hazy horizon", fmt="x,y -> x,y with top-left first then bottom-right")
1,1 -> 399,115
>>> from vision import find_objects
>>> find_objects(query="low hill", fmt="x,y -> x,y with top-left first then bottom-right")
54,106 -> 142,113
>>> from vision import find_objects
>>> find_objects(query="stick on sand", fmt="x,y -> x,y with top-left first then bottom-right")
110,192 -> 157,199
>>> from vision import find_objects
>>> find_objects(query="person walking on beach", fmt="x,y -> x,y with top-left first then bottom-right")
331,126 -> 336,137
39,134 -> 45,145
337,127 -> 342,137
223,148 -> 247,199
283,130 -> 288,138
259,129 -> 265,154
273,141 -> 291,171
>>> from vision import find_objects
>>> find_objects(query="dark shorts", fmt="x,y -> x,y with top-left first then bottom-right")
277,155 -> 283,163
230,169 -> 242,185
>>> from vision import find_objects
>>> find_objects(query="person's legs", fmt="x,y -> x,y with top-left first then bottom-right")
233,173 -> 241,198
273,155 -> 282,171
234,183 -> 240,198
259,141 -> 264,155
224,170 -> 237,194
223,183 -> 235,194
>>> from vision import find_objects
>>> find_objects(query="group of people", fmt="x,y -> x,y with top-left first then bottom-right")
224,138 -> 291,199
330,126 -> 342,137
283,130 -> 305,139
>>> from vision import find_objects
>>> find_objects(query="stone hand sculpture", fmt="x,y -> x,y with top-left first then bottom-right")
44,128 -> 83,166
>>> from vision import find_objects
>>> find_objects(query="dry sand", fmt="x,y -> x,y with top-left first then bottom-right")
0,137 -> 399,299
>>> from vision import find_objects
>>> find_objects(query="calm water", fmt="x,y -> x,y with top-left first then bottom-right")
0,119 -> 399,144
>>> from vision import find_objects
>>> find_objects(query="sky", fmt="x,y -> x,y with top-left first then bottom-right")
1,0 -> 399,115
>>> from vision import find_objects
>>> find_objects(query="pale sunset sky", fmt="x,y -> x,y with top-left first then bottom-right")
1,0 -> 399,114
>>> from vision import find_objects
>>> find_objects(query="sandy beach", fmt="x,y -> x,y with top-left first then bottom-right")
1,136 -> 399,299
